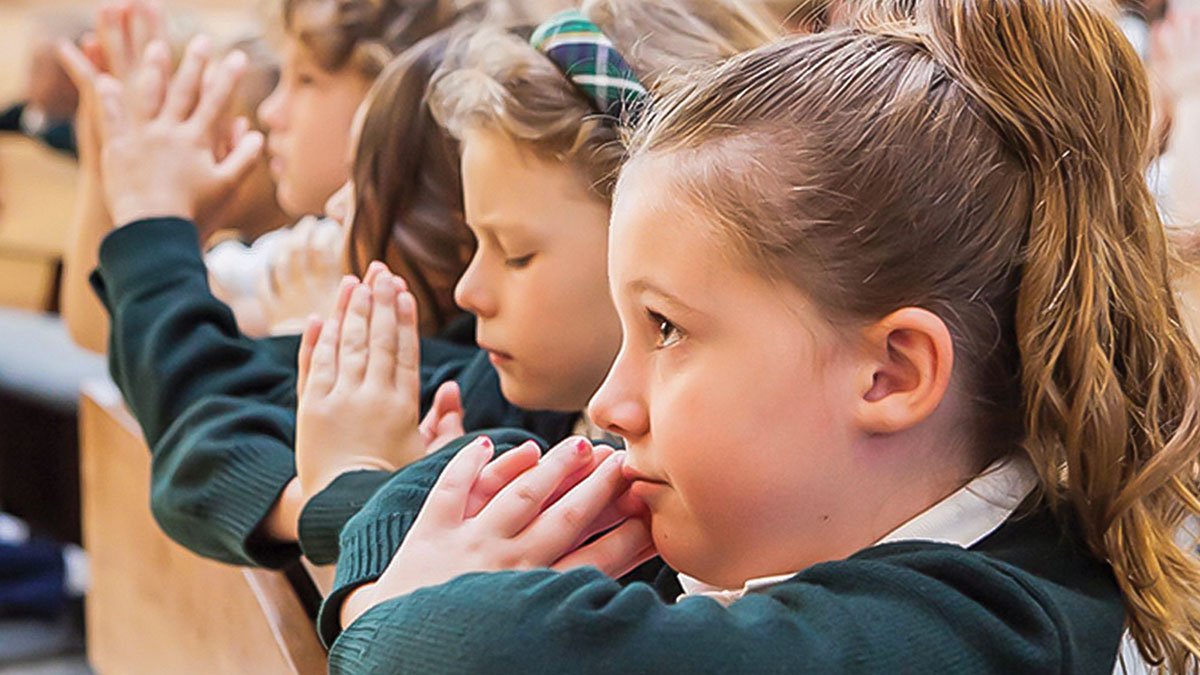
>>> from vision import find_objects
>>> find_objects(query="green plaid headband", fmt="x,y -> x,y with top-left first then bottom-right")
530,9 -> 649,121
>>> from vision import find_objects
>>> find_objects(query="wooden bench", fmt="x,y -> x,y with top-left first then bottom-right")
79,379 -> 327,675
0,135 -> 77,312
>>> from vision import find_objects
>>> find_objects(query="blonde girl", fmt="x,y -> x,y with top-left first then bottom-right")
317,0 -> 1200,672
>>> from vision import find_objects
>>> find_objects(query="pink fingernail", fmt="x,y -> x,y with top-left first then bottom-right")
478,436 -> 493,450
574,437 -> 592,457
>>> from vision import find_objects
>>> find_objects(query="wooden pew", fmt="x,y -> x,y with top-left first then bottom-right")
0,135 -> 77,312
79,379 -> 327,675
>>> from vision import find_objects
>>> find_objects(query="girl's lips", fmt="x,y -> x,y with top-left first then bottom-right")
621,462 -> 666,485
484,348 -> 513,365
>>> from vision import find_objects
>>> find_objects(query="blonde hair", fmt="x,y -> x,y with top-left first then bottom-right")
427,0 -> 781,199
281,0 -> 476,77
627,0 -> 1200,670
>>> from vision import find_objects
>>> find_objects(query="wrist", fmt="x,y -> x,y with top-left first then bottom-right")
109,195 -> 195,227
299,459 -> 397,504
340,581 -> 378,629
260,478 -> 303,543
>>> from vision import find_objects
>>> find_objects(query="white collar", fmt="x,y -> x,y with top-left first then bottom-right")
677,455 -> 1039,605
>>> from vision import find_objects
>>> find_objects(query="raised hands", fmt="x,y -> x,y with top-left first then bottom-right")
257,216 -> 346,336
294,263 -> 427,500
344,436 -> 656,625
59,1 -> 168,176
58,3 -> 263,227
97,37 -> 262,226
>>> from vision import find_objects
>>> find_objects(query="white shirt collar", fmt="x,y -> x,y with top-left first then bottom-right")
677,455 -> 1039,605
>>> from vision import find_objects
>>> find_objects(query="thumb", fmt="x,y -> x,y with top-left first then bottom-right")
425,410 -> 465,456
420,381 -> 462,442
57,40 -> 99,89
214,129 -> 264,186
297,314 -> 323,397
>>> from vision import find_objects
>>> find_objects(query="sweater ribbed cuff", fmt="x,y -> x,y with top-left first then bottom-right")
187,440 -> 301,569
97,218 -> 203,299
318,506 -> 419,647
298,470 -> 394,565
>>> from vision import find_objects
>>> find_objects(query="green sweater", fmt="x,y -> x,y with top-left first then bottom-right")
90,218 -> 577,567
322,435 -> 1125,674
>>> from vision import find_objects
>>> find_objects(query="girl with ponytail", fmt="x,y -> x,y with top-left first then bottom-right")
315,0 -> 1200,672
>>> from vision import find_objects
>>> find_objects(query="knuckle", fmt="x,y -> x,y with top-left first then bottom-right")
514,484 -> 541,507
557,505 -> 587,531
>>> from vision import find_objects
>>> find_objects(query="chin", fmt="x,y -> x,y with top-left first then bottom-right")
497,373 -> 573,413
275,185 -> 305,219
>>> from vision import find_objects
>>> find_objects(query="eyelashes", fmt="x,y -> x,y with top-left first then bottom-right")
504,253 -> 535,269
647,309 -> 682,348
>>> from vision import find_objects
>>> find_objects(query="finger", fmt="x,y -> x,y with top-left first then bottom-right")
98,4 -> 131,77
161,35 -> 212,120
551,518 -> 655,578
230,116 -> 251,146
129,0 -> 151,59
57,41 -> 100,90
285,244 -> 307,294
419,381 -> 461,442
335,283 -> 372,388
80,33 -> 109,73
426,411 -> 465,455
333,275 -> 358,322
365,274 -> 400,388
524,452 -> 630,554
543,445 -> 616,508
463,440 -> 541,517
94,75 -> 130,139
420,436 -> 495,527
306,316 -> 340,398
191,50 -> 246,132
478,437 -> 594,537
147,1 -> 168,44
568,501 -> 628,550
297,314 -> 323,395
132,40 -> 170,121
363,260 -> 389,287
214,129 -> 265,186
394,291 -> 420,385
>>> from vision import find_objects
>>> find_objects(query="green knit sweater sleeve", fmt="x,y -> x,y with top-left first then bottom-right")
93,218 -> 304,567
327,544 -> 1122,674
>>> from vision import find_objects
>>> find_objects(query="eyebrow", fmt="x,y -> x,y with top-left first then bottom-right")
465,218 -> 539,241
627,278 -> 699,317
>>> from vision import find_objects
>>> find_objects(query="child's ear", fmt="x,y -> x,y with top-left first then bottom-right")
853,307 -> 954,434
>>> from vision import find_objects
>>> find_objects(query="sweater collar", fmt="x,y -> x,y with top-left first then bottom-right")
677,455 -> 1039,605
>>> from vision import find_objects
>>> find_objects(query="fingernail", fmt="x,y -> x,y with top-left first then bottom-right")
573,437 -> 592,457
478,436 -> 493,450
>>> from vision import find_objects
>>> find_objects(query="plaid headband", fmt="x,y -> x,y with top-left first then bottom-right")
530,9 -> 649,121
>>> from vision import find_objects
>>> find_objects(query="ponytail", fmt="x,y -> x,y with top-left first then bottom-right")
921,1 -> 1200,668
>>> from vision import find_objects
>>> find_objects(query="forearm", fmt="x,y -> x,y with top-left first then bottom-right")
60,168 -> 113,353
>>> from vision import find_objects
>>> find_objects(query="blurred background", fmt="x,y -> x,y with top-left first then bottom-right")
0,3 -> 280,673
